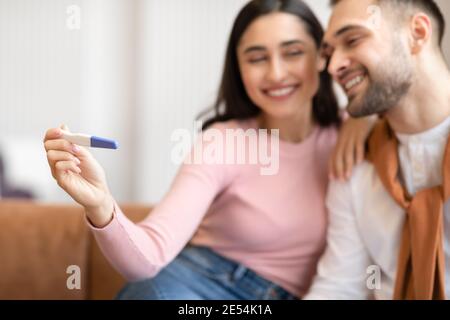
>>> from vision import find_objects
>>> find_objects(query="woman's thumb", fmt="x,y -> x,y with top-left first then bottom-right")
60,124 -> 70,132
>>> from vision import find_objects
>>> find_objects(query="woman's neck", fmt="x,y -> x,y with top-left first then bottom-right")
257,107 -> 315,144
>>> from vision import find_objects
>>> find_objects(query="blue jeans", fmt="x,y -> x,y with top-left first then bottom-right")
116,245 -> 298,300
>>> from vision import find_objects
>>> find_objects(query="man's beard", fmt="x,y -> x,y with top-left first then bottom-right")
347,42 -> 413,118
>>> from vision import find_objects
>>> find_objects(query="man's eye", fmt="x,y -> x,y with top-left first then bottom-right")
347,37 -> 361,47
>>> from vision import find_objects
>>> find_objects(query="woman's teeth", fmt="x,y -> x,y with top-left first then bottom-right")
345,75 -> 364,91
266,86 -> 296,97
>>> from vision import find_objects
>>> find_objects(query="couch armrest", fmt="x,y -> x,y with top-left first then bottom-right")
0,201 -> 152,300
0,201 -> 89,299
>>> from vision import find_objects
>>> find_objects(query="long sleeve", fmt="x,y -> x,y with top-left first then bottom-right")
304,179 -> 372,300
84,119 -> 339,297
87,126 -> 235,282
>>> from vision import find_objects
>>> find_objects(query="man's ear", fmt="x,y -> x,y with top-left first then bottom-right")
408,13 -> 432,54
317,55 -> 327,72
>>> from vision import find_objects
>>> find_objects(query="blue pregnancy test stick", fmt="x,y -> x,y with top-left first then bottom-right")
61,130 -> 119,150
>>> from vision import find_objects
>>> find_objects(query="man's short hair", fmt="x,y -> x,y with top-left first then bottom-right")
330,0 -> 445,47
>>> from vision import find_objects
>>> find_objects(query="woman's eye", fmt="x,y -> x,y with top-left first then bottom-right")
248,57 -> 267,64
286,51 -> 304,57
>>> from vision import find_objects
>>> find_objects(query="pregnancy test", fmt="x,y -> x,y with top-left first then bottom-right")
61,130 -> 119,150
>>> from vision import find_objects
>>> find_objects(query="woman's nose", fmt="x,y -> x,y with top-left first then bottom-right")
266,57 -> 288,83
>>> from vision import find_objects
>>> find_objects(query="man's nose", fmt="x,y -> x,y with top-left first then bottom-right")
328,49 -> 351,80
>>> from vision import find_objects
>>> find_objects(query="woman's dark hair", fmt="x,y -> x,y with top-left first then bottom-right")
199,0 -> 340,130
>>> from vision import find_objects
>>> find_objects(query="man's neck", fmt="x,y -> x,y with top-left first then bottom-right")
386,62 -> 450,135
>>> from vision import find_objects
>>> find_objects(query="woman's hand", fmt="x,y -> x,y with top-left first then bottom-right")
44,124 -> 114,227
329,115 -> 378,181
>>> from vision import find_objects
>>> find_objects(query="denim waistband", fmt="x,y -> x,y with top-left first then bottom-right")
178,245 -> 297,300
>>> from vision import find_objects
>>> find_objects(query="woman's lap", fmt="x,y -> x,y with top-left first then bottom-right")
116,246 -> 297,300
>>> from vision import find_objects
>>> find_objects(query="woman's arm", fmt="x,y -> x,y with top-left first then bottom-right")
88,160 -> 228,281
44,124 -> 233,282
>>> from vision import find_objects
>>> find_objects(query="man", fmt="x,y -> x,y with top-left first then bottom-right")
305,0 -> 450,299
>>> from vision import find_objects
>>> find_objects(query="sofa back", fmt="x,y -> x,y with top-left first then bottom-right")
0,201 -> 151,300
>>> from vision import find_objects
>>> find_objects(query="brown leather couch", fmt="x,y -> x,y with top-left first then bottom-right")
0,200 -> 151,300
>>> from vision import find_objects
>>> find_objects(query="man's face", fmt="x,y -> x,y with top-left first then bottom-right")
323,0 -> 413,117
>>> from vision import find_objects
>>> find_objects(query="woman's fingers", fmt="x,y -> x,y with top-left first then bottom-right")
331,116 -> 379,181
43,126 -> 112,212
55,160 -> 82,176
330,143 -> 345,180
330,135 -> 359,181
342,134 -> 369,180
43,124 -> 69,144
328,152 -> 336,180
47,150 -> 80,177
47,150 -> 81,165
355,138 -> 365,164
343,138 -> 355,180
43,128 -> 62,143
44,139 -> 79,154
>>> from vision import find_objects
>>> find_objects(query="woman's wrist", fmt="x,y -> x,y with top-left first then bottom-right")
85,194 -> 115,228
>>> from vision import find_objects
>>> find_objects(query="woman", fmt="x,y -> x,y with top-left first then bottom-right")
44,0 -> 372,300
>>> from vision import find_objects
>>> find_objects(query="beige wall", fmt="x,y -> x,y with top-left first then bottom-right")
436,0 -> 450,63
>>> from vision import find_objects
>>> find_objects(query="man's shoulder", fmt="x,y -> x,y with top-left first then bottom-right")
326,160 -> 385,212
327,159 -> 399,219
330,160 -> 378,192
